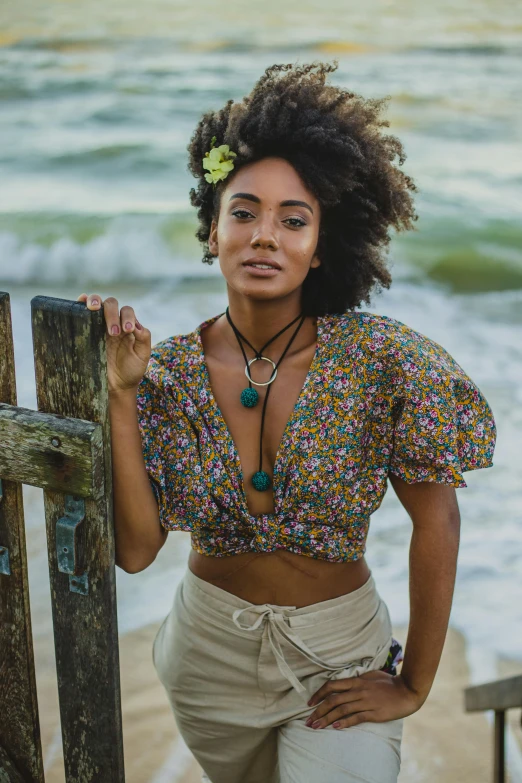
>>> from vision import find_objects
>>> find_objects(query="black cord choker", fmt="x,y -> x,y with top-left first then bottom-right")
225,306 -> 307,492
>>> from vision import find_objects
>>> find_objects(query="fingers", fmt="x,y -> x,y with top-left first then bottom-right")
328,708 -> 372,730
308,675 -> 358,707
76,293 -> 103,309
306,689 -> 364,726
102,296 -> 123,336
115,301 -> 146,338
306,691 -> 366,727
305,671 -> 398,730
119,303 -> 138,335
76,294 -> 145,338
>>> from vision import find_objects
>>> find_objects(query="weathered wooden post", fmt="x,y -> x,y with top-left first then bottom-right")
31,294 -> 125,782
0,292 -> 126,781
464,674 -> 522,783
0,291 -> 44,782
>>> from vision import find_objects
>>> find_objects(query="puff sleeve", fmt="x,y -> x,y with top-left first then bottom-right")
388,329 -> 497,487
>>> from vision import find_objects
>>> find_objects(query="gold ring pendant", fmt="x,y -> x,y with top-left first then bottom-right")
244,356 -> 278,387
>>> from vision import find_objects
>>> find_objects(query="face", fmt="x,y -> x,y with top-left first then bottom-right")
207,157 -> 322,303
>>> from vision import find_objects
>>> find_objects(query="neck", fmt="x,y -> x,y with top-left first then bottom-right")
223,291 -> 316,357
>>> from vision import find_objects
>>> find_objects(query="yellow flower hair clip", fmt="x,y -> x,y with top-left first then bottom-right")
202,135 -> 237,186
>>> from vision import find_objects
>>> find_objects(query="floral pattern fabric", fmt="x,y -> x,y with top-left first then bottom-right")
380,637 -> 405,676
136,310 -> 496,562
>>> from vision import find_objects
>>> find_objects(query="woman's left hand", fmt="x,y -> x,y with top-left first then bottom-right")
305,671 -> 423,730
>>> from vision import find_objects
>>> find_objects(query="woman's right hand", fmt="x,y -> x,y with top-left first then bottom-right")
76,293 -> 152,395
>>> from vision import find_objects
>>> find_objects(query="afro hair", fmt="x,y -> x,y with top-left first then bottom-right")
187,60 -> 418,316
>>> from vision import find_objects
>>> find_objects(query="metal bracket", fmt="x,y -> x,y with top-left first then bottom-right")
0,545 -> 10,575
69,572 -> 89,596
56,495 -> 89,595
0,479 -> 10,576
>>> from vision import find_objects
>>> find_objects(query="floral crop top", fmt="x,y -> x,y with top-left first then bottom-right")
136,310 -> 497,562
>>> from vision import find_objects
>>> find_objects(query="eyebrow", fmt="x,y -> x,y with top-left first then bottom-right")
228,192 -> 314,215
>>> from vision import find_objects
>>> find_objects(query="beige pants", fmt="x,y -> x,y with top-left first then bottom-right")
153,566 -> 404,783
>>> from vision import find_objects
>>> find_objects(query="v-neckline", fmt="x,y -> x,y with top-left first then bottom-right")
194,311 -> 326,520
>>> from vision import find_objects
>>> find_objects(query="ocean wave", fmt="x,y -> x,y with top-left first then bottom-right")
427,250 -> 522,293
7,36 -> 128,53
47,144 -> 175,175
1,210 -> 521,293
395,215 -> 522,293
406,43 -> 522,57
0,212 -> 214,285
6,33 -> 521,58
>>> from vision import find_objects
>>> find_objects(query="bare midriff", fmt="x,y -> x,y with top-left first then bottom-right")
188,549 -> 371,608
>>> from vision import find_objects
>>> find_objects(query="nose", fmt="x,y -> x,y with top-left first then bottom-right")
250,212 -> 279,251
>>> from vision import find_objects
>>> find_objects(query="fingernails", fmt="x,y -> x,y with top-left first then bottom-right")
92,299 -> 99,306
135,320 -> 142,330
312,721 -> 321,729
111,325 -> 120,335
125,322 -> 132,331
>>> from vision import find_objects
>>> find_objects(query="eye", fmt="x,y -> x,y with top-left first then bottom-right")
285,217 -> 306,228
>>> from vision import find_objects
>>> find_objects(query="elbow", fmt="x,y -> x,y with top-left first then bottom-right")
115,544 -> 164,574
114,525 -> 168,574
117,559 -> 148,574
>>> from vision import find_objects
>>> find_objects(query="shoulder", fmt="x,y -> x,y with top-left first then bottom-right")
345,310 -> 466,378
347,309 -> 445,352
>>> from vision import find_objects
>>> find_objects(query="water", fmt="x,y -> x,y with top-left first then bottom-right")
1,0 -> 521,675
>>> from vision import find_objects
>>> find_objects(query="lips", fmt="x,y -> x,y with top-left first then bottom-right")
242,258 -> 282,270
242,261 -> 281,277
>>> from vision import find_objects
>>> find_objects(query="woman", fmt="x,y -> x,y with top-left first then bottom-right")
78,61 -> 496,783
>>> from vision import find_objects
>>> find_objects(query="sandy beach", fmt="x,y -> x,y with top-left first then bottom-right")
32,618 -> 521,782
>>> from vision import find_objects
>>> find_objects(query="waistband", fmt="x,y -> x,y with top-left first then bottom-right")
183,565 -> 379,625
180,567 -> 390,695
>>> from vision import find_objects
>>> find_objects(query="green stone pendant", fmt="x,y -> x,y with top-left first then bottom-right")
240,387 -> 259,407
252,471 -> 271,491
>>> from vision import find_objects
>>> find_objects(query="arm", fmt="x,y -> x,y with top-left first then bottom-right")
305,476 -> 461,729
109,387 -> 168,573
388,473 -> 461,706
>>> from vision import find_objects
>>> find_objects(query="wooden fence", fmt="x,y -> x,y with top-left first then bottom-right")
0,291 -> 124,781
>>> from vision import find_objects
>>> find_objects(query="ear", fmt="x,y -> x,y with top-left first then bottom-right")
310,252 -> 321,269
208,218 -> 218,256
311,226 -> 324,269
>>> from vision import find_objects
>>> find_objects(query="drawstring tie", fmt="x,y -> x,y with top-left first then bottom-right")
232,604 -> 352,695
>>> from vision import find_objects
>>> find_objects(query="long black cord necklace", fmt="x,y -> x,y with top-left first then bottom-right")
225,306 -> 307,492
